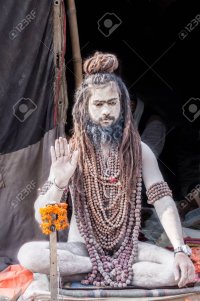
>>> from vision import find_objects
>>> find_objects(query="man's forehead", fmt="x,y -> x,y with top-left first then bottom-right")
89,83 -> 119,101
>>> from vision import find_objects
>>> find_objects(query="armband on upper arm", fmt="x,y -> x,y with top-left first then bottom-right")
146,181 -> 172,205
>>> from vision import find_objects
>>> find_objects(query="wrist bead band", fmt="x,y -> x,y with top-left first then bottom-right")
38,180 -> 53,195
38,180 -> 69,202
146,181 -> 172,205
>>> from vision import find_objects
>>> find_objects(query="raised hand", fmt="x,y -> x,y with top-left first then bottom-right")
50,137 -> 79,187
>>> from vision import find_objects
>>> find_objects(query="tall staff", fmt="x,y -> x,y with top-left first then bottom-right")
67,0 -> 83,88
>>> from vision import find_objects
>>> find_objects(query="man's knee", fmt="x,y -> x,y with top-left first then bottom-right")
18,242 -> 33,271
155,255 -> 178,287
132,259 -> 177,287
156,253 -> 177,285
64,242 -> 89,257
18,241 -> 46,272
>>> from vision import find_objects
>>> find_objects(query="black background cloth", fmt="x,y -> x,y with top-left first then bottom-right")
0,0 -> 54,154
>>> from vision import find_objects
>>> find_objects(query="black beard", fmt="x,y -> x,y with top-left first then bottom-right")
86,113 -> 124,148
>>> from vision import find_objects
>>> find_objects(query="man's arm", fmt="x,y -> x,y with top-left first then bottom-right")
141,142 -> 195,287
141,142 -> 184,248
34,137 -> 78,224
34,167 -> 69,224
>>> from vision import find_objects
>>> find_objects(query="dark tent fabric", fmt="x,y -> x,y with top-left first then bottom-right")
0,0 -> 54,154
0,0 -> 68,261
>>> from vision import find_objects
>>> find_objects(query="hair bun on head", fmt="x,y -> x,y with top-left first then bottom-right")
83,51 -> 119,75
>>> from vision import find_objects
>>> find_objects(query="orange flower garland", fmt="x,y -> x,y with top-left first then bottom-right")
40,203 -> 69,235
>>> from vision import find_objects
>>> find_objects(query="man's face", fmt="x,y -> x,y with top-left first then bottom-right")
88,83 -> 121,127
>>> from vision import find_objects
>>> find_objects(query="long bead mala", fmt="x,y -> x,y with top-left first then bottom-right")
73,147 -> 142,288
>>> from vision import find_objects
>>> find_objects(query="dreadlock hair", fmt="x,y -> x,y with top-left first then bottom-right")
71,51 -> 141,198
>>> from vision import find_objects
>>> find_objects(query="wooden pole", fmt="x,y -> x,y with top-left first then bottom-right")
53,0 -> 69,127
50,228 -> 58,301
67,0 -> 83,88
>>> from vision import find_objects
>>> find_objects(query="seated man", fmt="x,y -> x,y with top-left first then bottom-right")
18,52 -> 195,289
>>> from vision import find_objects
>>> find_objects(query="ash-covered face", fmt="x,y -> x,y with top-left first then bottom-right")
88,82 -> 121,127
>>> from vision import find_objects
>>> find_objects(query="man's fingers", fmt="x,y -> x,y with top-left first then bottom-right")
63,138 -> 69,156
59,137 -> 65,156
174,264 -> 180,282
178,264 -> 188,287
175,255 -> 196,287
55,139 -> 60,157
70,150 -> 79,167
50,146 -> 56,163
188,264 -> 195,283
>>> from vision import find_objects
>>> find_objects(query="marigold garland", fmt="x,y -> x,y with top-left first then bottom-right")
40,203 -> 69,235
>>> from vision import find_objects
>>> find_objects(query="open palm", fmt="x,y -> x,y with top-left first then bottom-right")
50,137 -> 79,187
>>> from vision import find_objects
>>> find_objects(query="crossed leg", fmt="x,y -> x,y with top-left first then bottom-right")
17,241 -> 92,280
132,242 -> 177,288
18,241 -> 177,288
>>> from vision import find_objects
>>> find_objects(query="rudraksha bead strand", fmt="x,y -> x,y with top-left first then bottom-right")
146,181 -> 172,204
72,146 -> 142,288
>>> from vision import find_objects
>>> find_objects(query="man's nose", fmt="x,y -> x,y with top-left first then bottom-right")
101,105 -> 110,115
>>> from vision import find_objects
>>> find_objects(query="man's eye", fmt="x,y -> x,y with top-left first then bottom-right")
110,102 -> 116,105
95,103 -> 103,106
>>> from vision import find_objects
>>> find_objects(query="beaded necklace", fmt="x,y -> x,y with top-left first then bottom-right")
73,146 -> 142,288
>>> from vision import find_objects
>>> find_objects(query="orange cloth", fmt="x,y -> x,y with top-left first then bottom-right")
191,247 -> 200,273
0,264 -> 33,299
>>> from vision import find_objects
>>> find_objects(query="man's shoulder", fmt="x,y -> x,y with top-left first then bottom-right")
141,141 -> 157,163
141,141 -> 153,156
